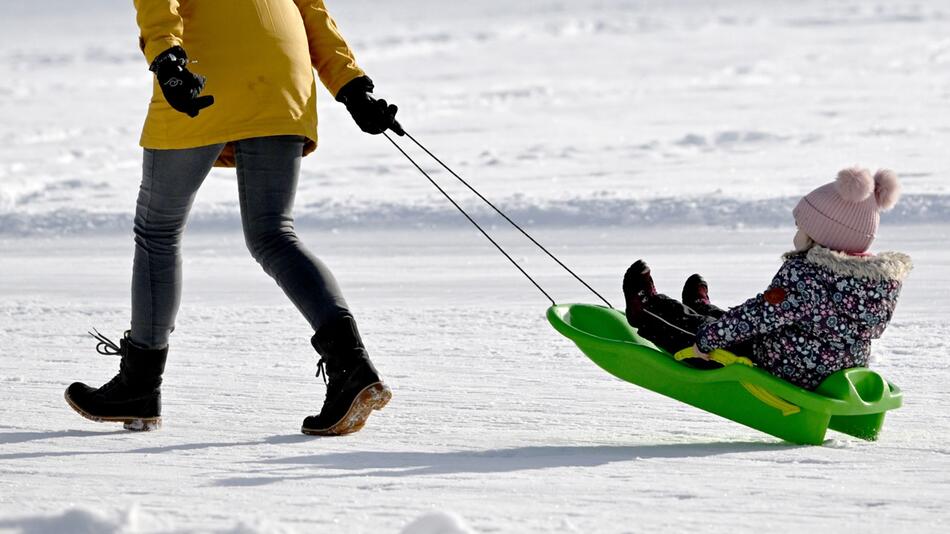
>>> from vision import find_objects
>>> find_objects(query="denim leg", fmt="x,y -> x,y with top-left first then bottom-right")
235,136 -> 350,332
130,144 -> 224,348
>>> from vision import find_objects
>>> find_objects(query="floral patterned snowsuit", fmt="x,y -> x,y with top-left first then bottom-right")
695,246 -> 912,389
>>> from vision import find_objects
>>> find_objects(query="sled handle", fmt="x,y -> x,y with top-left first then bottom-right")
674,348 -> 801,416
673,348 -> 754,367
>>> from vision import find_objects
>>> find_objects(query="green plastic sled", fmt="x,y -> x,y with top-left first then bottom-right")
547,304 -> 903,445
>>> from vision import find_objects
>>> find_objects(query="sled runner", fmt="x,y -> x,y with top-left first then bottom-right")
547,303 -> 902,445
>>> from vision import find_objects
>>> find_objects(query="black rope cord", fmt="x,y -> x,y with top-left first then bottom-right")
384,131 -> 613,309
382,132 -> 557,306
643,309 -> 699,337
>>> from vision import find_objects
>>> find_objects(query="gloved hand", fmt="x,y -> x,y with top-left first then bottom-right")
149,46 -> 214,118
336,76 -> 404,136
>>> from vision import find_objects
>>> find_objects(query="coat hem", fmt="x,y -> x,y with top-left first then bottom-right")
140,123 -> 318,168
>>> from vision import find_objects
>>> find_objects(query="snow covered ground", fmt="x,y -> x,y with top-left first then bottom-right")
2,227 -> 949,533
2,0 -> 950,532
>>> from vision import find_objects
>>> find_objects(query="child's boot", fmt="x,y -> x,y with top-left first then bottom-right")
682,274 -> 710,308
623,259 -> 657,326
302,315 -> 392,436
65,331 -> 167,431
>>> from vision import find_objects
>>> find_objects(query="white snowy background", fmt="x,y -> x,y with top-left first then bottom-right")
1,0 -> 949,532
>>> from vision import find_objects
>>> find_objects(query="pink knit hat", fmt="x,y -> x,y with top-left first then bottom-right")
792,167 -> 901,253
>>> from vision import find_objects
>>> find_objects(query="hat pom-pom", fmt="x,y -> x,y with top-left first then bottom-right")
835,166 -> 874,202
873,169 -> 901,211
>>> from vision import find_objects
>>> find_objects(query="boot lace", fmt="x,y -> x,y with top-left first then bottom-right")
88,328 -> 127,393
89,328 -> 122,356
315,357 -> 328,385
315,356 -> 346,399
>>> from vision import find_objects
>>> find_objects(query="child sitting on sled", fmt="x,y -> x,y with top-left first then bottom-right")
623,167 -> 912,390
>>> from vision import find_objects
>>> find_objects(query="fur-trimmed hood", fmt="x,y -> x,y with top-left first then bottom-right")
782,245 -> 912,282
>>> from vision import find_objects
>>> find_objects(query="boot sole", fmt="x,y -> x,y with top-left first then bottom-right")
301,382 -> 392,436
64,391 -> 162,432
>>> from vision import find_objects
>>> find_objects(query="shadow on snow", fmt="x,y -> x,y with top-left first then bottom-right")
213,441 -> 799,486
0,430 -> 799,481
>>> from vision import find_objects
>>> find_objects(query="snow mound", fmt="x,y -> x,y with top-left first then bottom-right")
0,507 -> 296,534
0,507 -> 140,534
402,511 -> 476,534
220,518 -> 297,534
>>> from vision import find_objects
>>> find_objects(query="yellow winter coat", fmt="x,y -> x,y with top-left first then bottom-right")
134,0 -> 366,167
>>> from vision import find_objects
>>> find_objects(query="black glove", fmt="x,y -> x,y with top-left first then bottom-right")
149,46 -> 214,118
336,76 -> 404,136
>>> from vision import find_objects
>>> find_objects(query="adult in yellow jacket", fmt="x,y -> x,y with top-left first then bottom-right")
65,0 -> 400,437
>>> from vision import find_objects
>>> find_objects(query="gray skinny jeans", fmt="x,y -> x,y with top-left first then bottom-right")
130,135 -> 349,349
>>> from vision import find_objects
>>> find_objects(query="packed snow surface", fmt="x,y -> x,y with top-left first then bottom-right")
2,0 -> 950,533
2,227 -> 949,533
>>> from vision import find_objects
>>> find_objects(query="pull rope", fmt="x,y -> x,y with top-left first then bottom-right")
642,309 -> 699,338
382,132 -> 556,306
384,131 -> 613,309
404,132 -> 613,309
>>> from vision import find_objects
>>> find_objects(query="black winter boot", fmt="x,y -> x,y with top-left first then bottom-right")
623,260 -> 657,327
65,331 -> 167,431
302,315 -> 391,436
682,274 -> 710,308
